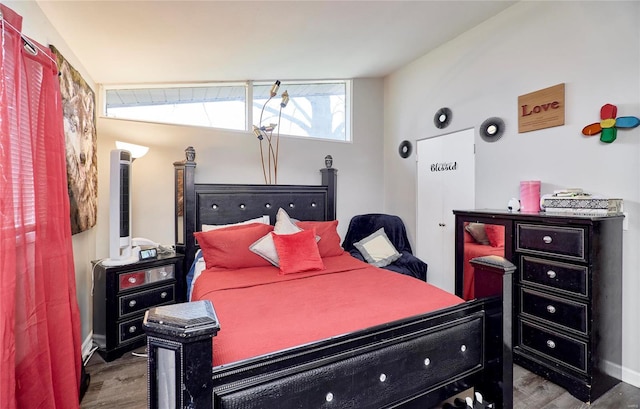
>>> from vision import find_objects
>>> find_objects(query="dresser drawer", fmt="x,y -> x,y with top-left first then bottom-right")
517,224 -> 586,261
520,289 -> 588,334
119,316 -> 145,344
119,284 -> 175,317
119,265 -> 175,291
519,321 -> 587,373
520,256 -> 588,297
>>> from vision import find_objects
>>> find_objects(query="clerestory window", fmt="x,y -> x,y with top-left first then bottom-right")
103,80 -> 351,142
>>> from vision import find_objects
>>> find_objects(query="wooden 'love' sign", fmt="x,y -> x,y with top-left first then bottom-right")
518,83 -> 565,133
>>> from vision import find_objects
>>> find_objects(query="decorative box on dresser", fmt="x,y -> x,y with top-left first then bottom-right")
92,253 -> 184,361
453,209 -> 623,403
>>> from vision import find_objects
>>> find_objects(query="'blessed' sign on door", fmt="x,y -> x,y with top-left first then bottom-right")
518,83 -> 565,133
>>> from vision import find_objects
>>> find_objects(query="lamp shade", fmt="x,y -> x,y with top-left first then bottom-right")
115,141 -> 149,159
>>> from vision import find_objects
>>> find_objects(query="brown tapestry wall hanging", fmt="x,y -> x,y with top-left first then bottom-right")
50,45 -> 98,234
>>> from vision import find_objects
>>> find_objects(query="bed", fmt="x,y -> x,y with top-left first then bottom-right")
143,148 -> 514,409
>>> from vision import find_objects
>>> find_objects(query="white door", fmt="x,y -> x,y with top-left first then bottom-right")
416,128 -> 475,293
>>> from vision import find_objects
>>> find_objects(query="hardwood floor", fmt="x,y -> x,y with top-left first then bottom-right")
81,346 -> 640,408
81,347 -> 148,409
513,365 -> 640,409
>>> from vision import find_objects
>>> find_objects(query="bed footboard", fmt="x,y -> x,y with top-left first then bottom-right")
144,256 -> 514,409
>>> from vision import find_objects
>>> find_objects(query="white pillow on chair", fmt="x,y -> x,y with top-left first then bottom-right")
354,227 -> 401,268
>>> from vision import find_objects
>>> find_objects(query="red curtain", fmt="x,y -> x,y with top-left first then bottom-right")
0,5 -> 82,408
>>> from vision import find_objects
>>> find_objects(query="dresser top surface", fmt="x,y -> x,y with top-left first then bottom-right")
453,209 -> 624,222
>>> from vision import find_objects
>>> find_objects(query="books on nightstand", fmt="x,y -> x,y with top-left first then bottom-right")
541,190 -> 623,215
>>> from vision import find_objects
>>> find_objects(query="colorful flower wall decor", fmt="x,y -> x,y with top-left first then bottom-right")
582,103 -> 640,143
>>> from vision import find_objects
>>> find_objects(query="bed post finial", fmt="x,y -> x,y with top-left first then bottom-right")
185,146 -> 196,163
324,154 -> 333,169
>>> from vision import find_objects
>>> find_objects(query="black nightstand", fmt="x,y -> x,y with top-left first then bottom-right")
92,253 -> 184,361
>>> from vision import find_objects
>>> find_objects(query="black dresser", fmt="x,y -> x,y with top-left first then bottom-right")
92,253 -> 184,361
453,209 -> 623,403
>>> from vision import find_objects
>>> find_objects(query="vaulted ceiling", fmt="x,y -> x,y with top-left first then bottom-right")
37,1 -> 516,85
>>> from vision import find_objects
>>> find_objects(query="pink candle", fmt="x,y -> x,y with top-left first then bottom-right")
520,181 -> 541,212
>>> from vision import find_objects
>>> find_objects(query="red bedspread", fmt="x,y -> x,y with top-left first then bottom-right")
192,253 -> 463,367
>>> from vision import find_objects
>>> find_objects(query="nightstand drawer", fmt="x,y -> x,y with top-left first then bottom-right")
119,284 -> 175,317
147,265 -> 175,283
119,271 -> 146,290
519,320 -> 587,373
517,224 -> 586,261
520,289 -> 588,334
119,316 -> 145,344
119,265 -> 175,291
520,256 -> 588,297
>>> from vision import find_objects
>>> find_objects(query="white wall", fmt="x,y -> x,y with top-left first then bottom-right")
5,1 -> 98,357
384,1 -> 640,385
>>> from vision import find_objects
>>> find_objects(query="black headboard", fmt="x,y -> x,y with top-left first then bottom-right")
174,147 -> 337,285
195,184 -> 330,227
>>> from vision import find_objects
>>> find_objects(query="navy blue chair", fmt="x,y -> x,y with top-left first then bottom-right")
342,213 -> 427,281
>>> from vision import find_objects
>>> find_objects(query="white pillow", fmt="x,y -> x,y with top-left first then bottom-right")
188,250 -> 206,301
354,227 -> 401,268
250,208 -> 301,266
201,215 -> 270,232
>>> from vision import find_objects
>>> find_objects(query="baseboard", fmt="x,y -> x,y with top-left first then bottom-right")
621,364 -> 640,388
82,331 -> 94,362
80,332 -> 93,403
601,359 -> 640,388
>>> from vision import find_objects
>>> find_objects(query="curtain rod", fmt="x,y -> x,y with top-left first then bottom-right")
0,10 -> 59,69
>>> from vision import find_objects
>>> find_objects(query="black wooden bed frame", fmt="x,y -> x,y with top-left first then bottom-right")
143,149 -> 514,409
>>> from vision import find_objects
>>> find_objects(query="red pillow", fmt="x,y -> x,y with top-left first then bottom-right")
484,224 -> 505,248
296,220 -> 344,257
272,229 -> 325,274
194,223 -> 274,269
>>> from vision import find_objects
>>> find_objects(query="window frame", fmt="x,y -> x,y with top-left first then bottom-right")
100,79 -> 352,142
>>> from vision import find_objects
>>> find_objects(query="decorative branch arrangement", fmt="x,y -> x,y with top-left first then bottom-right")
253,80 -> 290,184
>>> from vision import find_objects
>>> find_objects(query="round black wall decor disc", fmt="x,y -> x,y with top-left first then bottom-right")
398,140 -> 412,158
480,117 -> 505,142
434,107 -> 452,129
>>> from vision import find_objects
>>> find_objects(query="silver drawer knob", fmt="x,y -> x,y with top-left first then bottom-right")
379,373 -> 387,382
546,340 -> 556,349
161,270 -> 168,277
128,277 -> 137,284
129,325 -> 137,333
546,305 -> 556,314
160,292 -> 168,299
543,235 -> 552,244
129,300 -> 137,307
424,358 -> 431,366
325,392 -> 334,402
547,270 -> 557,279
460,344 -> 467,352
